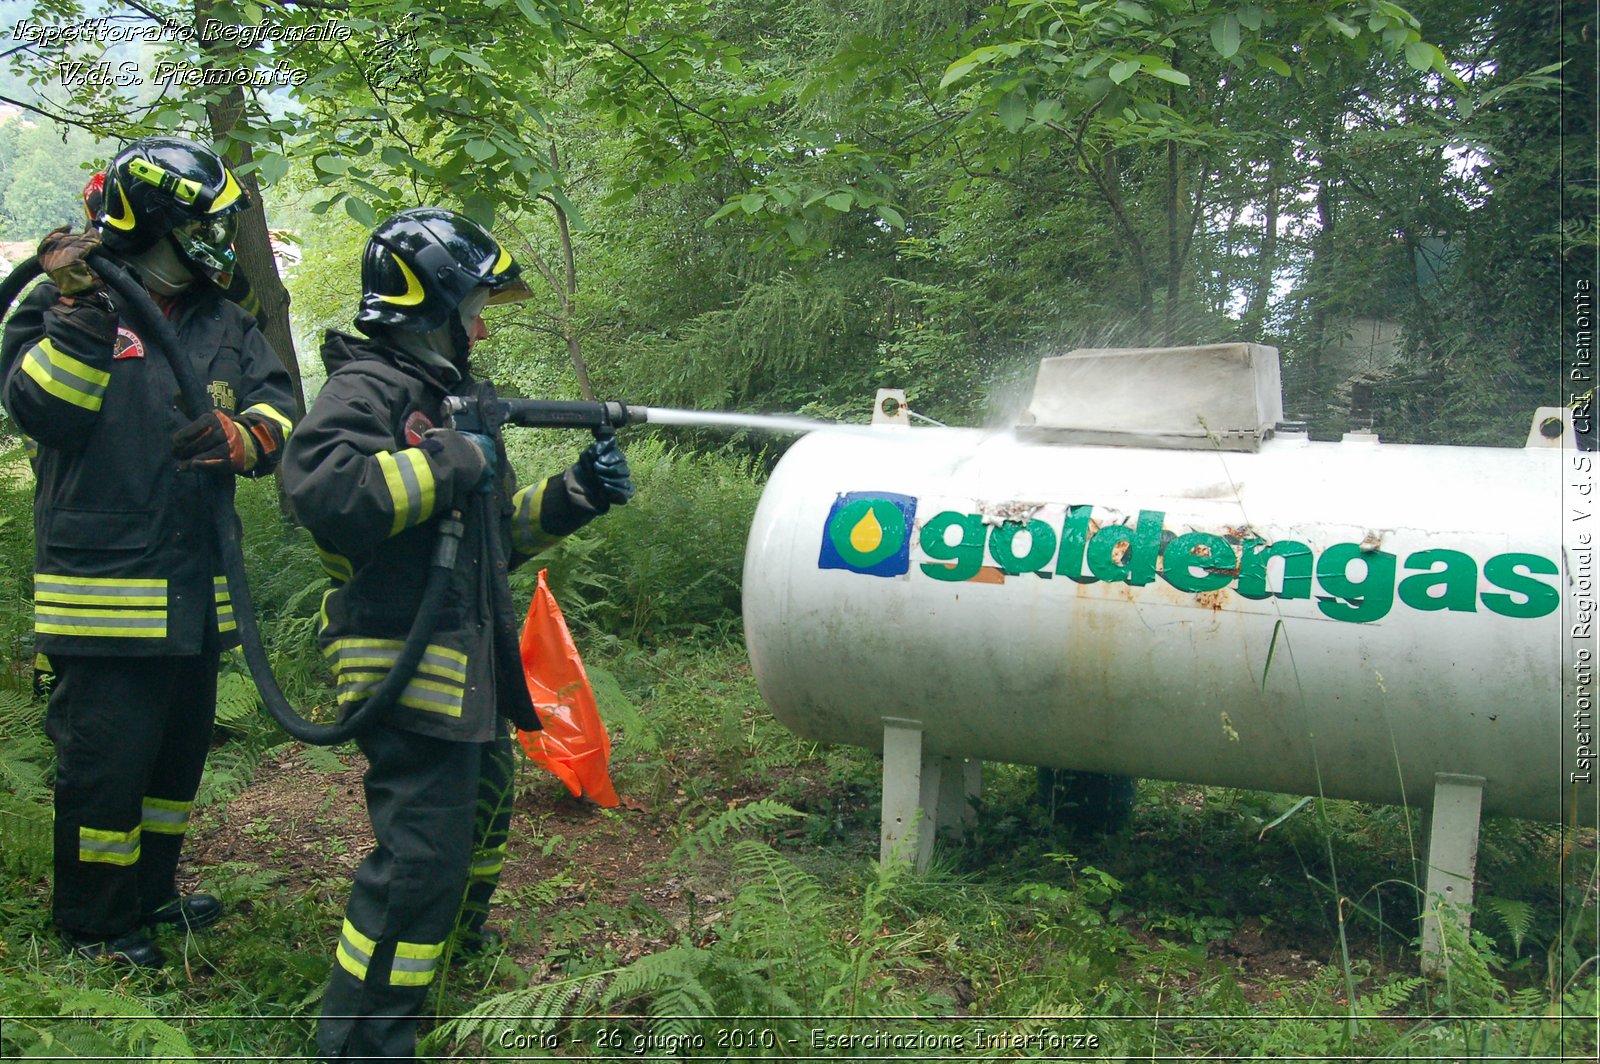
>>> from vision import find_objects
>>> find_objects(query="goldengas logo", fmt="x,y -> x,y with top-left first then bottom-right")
819,492 -> 917,578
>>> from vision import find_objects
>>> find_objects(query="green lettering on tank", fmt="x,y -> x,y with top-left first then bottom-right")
1238,539 -> 1314,599
990,519 -> 1058,576
1055,504 -> 1097,583
1086,509 -> 1165,585
1398,549 -> 1478,613
898,501 -> 1562,624
1316,543 -> 1396,623
919,511 -> 988,582
1481,552 -> 1561,618
1164,531 -> 1237,593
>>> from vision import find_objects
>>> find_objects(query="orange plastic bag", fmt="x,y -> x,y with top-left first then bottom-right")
515,569 -> 620,807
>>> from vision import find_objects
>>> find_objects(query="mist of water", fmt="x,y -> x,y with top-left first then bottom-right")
643,407 -> 882,436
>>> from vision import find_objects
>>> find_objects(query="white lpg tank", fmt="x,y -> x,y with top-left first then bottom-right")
742,345 -> 1592,834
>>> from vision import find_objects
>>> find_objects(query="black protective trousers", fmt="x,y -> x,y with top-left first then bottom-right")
45,645 -> 219,938
317,721 -> 516,1063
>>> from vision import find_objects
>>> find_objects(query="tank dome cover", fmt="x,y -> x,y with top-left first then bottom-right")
1018,343 -> 1285,452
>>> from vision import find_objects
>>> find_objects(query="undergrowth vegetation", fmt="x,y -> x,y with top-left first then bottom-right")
0,443 -> 1594,1061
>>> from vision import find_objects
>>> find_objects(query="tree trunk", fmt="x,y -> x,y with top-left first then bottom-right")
549,143 -> 594,401
193,0 -> 305,418
1243,154 -> 1280,334
1165,137 -> 1181,344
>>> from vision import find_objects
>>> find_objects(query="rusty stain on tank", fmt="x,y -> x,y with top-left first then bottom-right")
1196,588 -> 1229,611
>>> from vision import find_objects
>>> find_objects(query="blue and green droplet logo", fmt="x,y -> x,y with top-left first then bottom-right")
818,492 -> 917,577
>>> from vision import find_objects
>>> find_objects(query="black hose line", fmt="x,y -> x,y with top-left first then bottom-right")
2,251 -> 464,745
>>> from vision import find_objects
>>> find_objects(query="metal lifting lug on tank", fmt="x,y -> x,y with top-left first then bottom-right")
740,343 -> 1594,974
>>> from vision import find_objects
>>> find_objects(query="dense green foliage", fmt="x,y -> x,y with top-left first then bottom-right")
0,0 -> 1593,1058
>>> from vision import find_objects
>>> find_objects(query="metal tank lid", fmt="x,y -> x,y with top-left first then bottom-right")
1016,343 -> 1285,452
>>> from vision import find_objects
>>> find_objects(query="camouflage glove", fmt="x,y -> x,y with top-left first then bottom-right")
37,226 -> 104,297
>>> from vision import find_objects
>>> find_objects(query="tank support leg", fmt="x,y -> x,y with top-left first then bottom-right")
881,720 -> 982,871
881,718 -> 926,866
1419,772 -> 1486,976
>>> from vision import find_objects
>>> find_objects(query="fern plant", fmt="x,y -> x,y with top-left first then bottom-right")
0,686 -> 52,877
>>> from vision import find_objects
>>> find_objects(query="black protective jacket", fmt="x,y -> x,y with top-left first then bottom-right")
281,331 -> 610,743
1,279 -> 295,657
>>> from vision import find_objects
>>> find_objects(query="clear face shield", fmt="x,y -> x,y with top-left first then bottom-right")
171,214 -> 240,288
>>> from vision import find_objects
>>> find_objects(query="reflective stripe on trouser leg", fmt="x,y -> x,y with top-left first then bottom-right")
46,653 -> 173,936
317,723 -> 477,1062
138,642 -> 218,917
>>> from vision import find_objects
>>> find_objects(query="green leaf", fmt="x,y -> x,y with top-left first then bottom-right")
939,44 -> 1004,89
1254,49 -> 1291,77
1210,14 -> 1241,59
514,0 -> 549,25
309,191 -> 346,215
824,192 -> 853,212
1237,4 -> 1263,32
465,139 -> 497,162
1324,13 -> 1359,39
877,204 -> 905,229
313,154 -> 350,176
1146,66 -> 1190,86
255,152 -> 289,186
999,90 -> 1028,131
345,197 -> 377,227
1109,59 -> 1139,85
1404,40 -> 1434,71
547,188 -> 586,231
1033,97 -> 1065,125
784,218 -> 809,246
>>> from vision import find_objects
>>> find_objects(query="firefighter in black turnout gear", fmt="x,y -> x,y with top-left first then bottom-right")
0,137 -> 296,968
281,207 -> 634,1062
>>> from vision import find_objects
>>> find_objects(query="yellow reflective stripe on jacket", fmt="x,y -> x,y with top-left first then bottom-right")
79,824 -> 140,866
510,482 -> 561,556
240,401 -> 294,438
325,638 -> 467,718
336,918 -> 378,981
316,544 -> 353,584
20,339 -> 110,411
213,576 -> 236,633
142,796 -> 191,836
34,574 -> 168,606
390,940 -> 446,987
376,448 -> 437,536
34,574 -> 168,638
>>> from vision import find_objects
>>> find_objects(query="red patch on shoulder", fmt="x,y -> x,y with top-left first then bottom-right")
403,409 -> 435,447
112,327 -> 144,360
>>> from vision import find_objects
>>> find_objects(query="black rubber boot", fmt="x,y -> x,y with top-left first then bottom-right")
144,893 -> 226,932
63,929 -> 165,969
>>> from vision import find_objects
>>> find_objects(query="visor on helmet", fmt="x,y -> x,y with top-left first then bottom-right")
172,214 -> 239,288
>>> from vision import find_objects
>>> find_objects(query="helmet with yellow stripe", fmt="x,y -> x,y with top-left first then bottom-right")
98,136 -> 249,289
355,207 -> 529,339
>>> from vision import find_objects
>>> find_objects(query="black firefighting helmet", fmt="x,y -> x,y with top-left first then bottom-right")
98,138 -> 249,272
355,207 -> 530,336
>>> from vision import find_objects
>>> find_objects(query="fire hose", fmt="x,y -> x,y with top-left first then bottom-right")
0,252 -> 645,745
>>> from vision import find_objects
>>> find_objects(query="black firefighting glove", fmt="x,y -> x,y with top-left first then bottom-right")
575,435 -> 634,506
173,409 -> 258,473
38,227 -> 104,298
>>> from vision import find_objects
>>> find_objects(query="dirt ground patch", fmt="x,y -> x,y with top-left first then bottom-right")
184,743 -> 711,975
